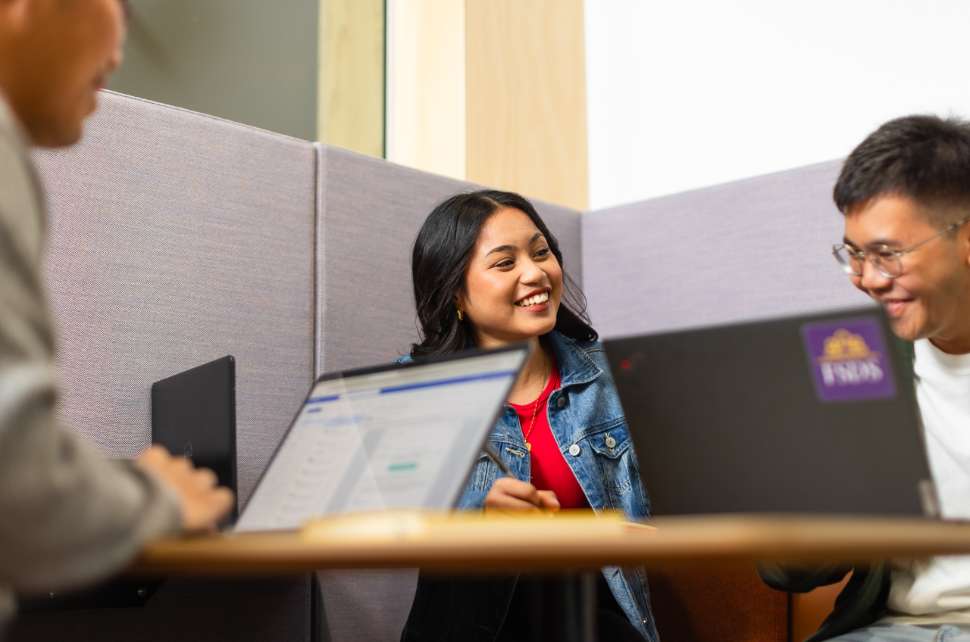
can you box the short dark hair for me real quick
[834,114,970,224]
[410,190,597,358]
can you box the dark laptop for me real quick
[152,355,238,518]
[604,307,937,517]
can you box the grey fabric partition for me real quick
[11,92,316,642]
[582,160,872,339]
[313,144,583,642]
[316,145,582,372]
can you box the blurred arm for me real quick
[0,128,181,593]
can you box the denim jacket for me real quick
[402,331,658,641]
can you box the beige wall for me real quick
[386,0,589,209]
[319,0,385,157]
[386,0,466,180]
[466,0,588,209]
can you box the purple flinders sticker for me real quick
[801,317,897,403]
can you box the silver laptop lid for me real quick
[236,345,529,532]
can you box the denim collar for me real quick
[544,331,602,388]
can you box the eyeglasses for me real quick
[832,218,969,279]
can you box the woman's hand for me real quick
[484,477,560,512]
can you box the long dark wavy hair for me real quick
[410,190,597,358]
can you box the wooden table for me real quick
[123,512,970,642]
[131,511,970,576]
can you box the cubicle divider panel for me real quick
[316,145,582,373]
[314,145,583,642]
[582,160,869,339]
[315,145,472,373]
[37,91,316,503]
[13,91,316,642]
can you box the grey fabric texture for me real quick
[15,91,315,641]
[316,145,582,373]
[314,145,583,642]
[36,91,315,504]
[582,160,873,339]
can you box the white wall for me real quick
[585,0,970,210]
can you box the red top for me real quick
[509,366,588,509]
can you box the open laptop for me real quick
[604,306,937,517]
[233,344,529,532]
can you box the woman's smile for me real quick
[514,288,551,311]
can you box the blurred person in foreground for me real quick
[762,115,970,641]
[0,0,233,635]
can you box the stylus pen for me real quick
[482,443,513,477]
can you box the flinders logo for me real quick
[818,328,885,386]
[802,317,895,402]
[817,329,884,386]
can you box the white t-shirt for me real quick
[886,338,970,621]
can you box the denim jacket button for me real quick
[605,435,617,449]
[568,444,581,456]
[556,395,566,408]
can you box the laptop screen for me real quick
[235,346,528,532]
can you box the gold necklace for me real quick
[523,396,541,451]
[521,371,550,451]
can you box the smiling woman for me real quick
[401,190,657,642]
[410,190,594,358]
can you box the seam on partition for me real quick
[575,207,585,289]
[313,142,326,378]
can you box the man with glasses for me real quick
[0,0,233,635]
[762,115,970,641]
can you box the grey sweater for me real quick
[0,95,181,634]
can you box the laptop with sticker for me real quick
[604,307,936,517]
[234,344,530,532]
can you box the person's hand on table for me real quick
[485,477,560,513]
[136,445,235,532]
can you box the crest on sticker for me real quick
[802,317,897,402]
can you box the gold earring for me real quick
[457,309,464,322]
